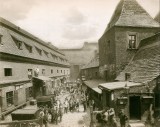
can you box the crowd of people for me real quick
[37,82,88,127]
[95,108,128,127]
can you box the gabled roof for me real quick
[155,12,160,23]
[0,17,69,66]
[104,0,160,33]
[81,55,99,69]
[116,33,160,83]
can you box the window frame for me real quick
[6,91,14,107]
[4,68,12,76]
[128,34,137,49]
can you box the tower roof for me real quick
[104,0,160,32]
[155,12,160,23]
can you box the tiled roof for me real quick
[155,12,160,23]
[0,17,69,66]
[116,33,160,83]
[104,0,160,33]
[84,79,106,94]
[81,55,99,69]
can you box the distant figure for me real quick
[118,109,128,127]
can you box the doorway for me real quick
[129,96,141,120]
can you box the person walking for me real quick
[58,104,63,122]
[54,106,59,125]
[64,98,69,113]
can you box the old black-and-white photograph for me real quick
[0,0,160,127]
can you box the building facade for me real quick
[0,17,70,117]
[98,0,160,82]
[60,42,98,81]
[99,32,160,122]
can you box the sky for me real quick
[0,0,159,49]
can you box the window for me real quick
[17,41,23,50]
[6,91,14,106]
[128,35,136,49]
[42,69,45,75]
[35,47,42,55]
[28,69,32,79]
[57,70,59,73]
[43,50,49,57]
[51,69,53,74]
[0,34,3,45]
[25,44,32,53]
[4,68,12,76]
[11,36,23,50]
[29,87,33,97]
[64,70,65,74]
[61,70,62,73]
[125,73,131,81]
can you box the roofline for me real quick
[0,52,70,68]
[0,17,64,56]
[98,82,144,91]
[81,66,99,70]
[139,32,160,48]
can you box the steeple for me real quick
[104,0,160,32]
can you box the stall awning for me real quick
[99,81,142,91]
[92,87,102,94]
[84,79,106,94]
[33,76,52,81]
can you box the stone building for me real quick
[81,54,100,80]
[0,17,70,117]
[80,54,105,109]
[99,32,160,122]
[60,42,98,81]
[98,0,160,82]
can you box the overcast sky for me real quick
[0,0,159,49]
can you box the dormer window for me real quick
[0,34,3,45]
[17,41,23,50]
[125,73,131,81]
[35,47,42,56]
[128,35,136,49]
[25,44,32,53]
[44,50,49,57]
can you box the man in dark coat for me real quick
[118,110,128,127]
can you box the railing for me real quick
[0,119,40,127]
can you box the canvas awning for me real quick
[84,79,106,94]
[33,76,52,81]
[99,81,142,91]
